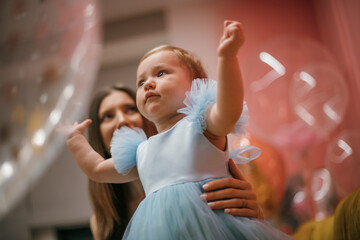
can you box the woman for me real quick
[86,85,263,239]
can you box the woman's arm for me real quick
[201,159,264,219]
[66,119,138,183]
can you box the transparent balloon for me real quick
[0,0,101,219]
[311,168,333,220]
[326,130,360,199]
[242,35,337,150]
[285,168,333,227]
[290,63,349,137]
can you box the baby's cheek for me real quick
[137,105,146,117]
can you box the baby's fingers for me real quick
[76,119,92,133]
[218,20,244,56]
[66,119,92,139]
[227,22,244,43]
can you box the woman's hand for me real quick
[201,159,264,219]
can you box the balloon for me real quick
[229,134,287,218]
[242,35,337,150]
[0,0,101,219]
[283,168,333,227]
[326,130,360,199]
[311,168,333,220]
[290,63,349,137]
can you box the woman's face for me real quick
[98,90,143,152]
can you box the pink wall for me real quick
[166,0,360,225]
[314,0,360,130]
[168,0,321,76]
[167,0,326,175]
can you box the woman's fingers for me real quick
[206,198,263,218]
[224,208,259,218]
[226,207,264,220]
[228,158,245,180]
[207,198,258,211]
[207,198,260,218]
[203,177,252,192]
[202,187,256,202]
[203,159,264,219]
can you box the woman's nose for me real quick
[116,112,131,129]
[144,78,156,91]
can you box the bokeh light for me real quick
[290,63,349,138]
[326,130,360,199]
[0,0,101,219]
[242,35,338,151]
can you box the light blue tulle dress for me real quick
[110,79,293,240]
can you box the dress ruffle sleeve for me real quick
[110,127,147,175]
[178,78,261,164]
[178,79,217,133]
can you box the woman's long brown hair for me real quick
[87,85,155,239]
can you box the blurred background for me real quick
[0,0,359,239]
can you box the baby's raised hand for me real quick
[59,119,92,140]
[218,20,245,57]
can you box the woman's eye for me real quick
[126,107,138,114]
[101,113,113,122]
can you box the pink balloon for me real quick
[290,63,349,137]
[326,130,360,199]
[242,35,336,150]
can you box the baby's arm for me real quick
[66,119,138,183]
[207,20,245,137]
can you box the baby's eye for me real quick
[157,71,166,77]
[137,80,145,87]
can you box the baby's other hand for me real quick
[218,20,245,57]
[58,119,92,140]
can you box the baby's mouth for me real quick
[145,93,160,102]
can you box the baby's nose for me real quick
[144,78,156,90]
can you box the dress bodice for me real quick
[110,79,261,197]
[110,79,292,240]
[137,118,230,196]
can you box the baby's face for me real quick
[136,50,192,123]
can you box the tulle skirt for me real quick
[123,179,293,240]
